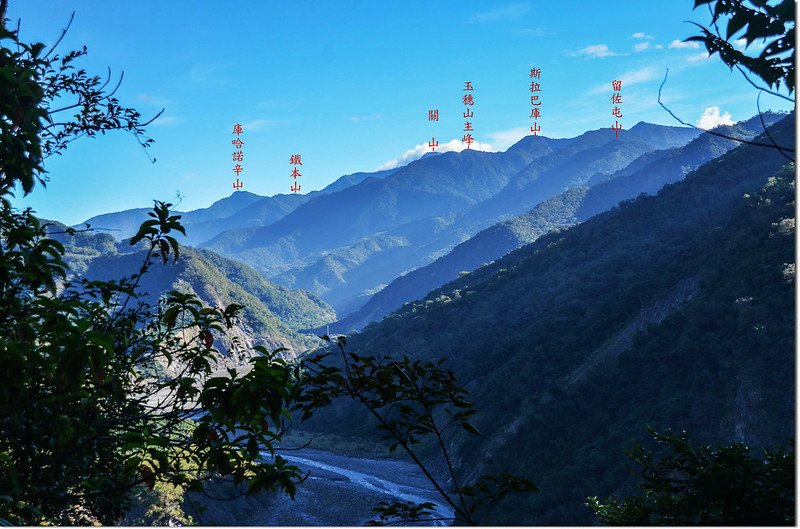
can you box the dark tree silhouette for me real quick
[658,0,794,160]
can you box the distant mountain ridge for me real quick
[77,167,398,246]
[202,122,701,315]
[326,113,782,332]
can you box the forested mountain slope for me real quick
[329,115,781,332]
[48,223,335,360]
[303,114,795,524]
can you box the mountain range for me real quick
[78,168,398,246]
[299,113,795,524]
[327,113,783,332]
[49,221,336,360]
[65,112,796,524]
[82,121,711,320]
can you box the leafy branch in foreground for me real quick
[0,12,163,198]
[296,336,537,525]
[689,0,794,96]
[587,428,794,526]
[0,13,306,524]
[657,0,794,160]
[0,199,308,524]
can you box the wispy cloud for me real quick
[151,114,182,127]
[486,127,529,150]
[136,94,170,107]
[571,44,619,58]
[687,52,712,62]
[242,119,276,131]
[696,106,734,129]
[470,3,530,22]
[349,112,383,123]
[378,138,494,170]
[587,65,660,95]
[669,39,700,49]
[634,42,651,52]
[632,32,654,40]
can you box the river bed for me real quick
[186,448,454,526]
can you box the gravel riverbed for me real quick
[186,448,453,526]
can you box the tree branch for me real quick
[657,68,794,153]
[756,91,794,162]
[42,11,75,60]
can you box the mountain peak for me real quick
[230,190,260,198]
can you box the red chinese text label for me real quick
[232,124,244,189]
[290,153,302,193]
[611,80,623,138]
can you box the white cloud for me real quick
[136,94,169,106]
[377,138,494,170]
[470,3,530,22]
[378,126,540,170]
[587,65,660,95]
[696,106,734,129]
[571,44,618,58]
[733,38,767,52]
[669,39,701,49]
[634,42,651,52]
[350,112,383,123]
[151,115,182,127]
[242,118,274,131]
[687,52,712,62]
[632,32,654,40]
[486,127,530,150]
[655,44,664,49]
[188,62,228,87]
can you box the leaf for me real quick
[462,422,481,435]
[85,331,114,353]
[200,329,213,349]
[159,239,170,264]
[726,10,749,39]
[139,464,156,490]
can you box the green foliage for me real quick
[588,429,794,525]
[688,0,794,92]
[197,247,336,332]
[0,17,158,196]
[366,500,438,526]
[122,481,194,526]
[0,18,307,525]
[65,241,335,357]
[0,200,308,524]
[0,26,46,195]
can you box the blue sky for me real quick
[8,1,794,224]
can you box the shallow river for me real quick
[187,447,454,526]
[279,450,455,525]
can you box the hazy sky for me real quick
[8,1,794,224]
